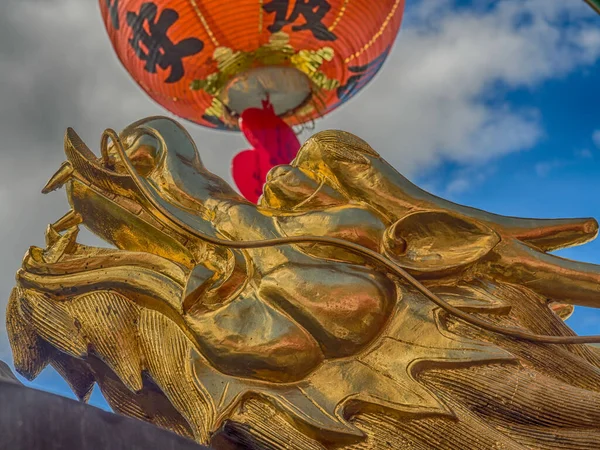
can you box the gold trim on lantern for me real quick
[344,0,402,63]
[188,0,220,46]
[258,0,264,33]
[329,0,350,31]
[190,32,339,123]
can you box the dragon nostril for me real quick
[387,232,408,255]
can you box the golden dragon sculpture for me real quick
[7,116,600,449]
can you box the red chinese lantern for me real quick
[99,0,405,201]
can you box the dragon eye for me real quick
[108,132,162,177]
[125,134,161,177]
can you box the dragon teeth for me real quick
[42,162,74,194]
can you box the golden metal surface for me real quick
[7,117,600,449]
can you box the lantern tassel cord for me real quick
[233,97,302,202]
[105,128,600,345]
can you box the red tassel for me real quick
[232,99,301,203]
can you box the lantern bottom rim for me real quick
[220,66,312,118]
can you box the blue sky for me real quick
[1,0,599,412]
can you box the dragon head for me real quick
[7,117,600,448]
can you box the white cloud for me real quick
[593,130,600,148]
[445,177,471,195]
[444,165,497,197]
[1,0,600,357]
[535,159,564,177]
[576,148,593,159]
